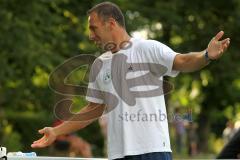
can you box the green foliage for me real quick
[1,119,23,151]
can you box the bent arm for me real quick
[172,31,230,73]
[173,50,209,72]
[53,102,105,136]
[31,102,105,148]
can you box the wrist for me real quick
[204,50,212,62]
[52,127,61,136]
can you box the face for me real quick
[88,12,112,49]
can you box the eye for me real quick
[90,26,97,32]
[93,27,98,31]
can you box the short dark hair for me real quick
[87,2,125,28]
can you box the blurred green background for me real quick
[0,0,240,159]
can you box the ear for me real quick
[108,17,117,30]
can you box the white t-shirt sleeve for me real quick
[86,83,104,104]
[85,58,104,104]
[149,40,180,77]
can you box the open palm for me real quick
[207,31,230,60]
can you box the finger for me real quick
[223,39,230,49]
[31,141,45,148]
[39,127,49,134]
[214,31,224,41]
[220,38,230,45]
[223,42,230,51]
[33,136,46,144]
[38,128,45,134]
[33,138,43,144]
[31,142,48,148]
[32,139,47,146]
[31,143,39,148]
[224,42,229,48]
[31,137,49,148]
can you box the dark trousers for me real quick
[114,152,172,160]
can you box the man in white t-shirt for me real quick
[31,2,230,160]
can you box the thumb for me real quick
[214,31,224,41]
[38,127,48,134]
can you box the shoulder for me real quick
[90,51,112,74]
[89,55,106,82]
[133,38,169,52]
[91,51,112,64]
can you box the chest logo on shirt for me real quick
[103,69,111,84]
[128,65,133,71]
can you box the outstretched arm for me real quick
[31,102,105,148]
[173,31,230,72]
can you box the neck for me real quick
[110,29,131,53]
